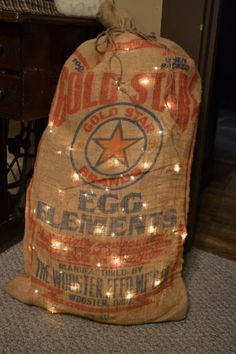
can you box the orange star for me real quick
[94,121,142,167]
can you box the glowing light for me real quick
[143,202,148,209]
[113,257,121,265]
[154,279,161,287]
[111,233,116,237]
[154,66,159,70]
[148,225,156,234]
[159,130,163,135]
[181,232,188,241]
[72,172,80,182]
[94,225,104,235]
[124,47,129,52]
[105,188,109,192]
[126,291,133,300]
[52,241,61,249]
[139,77,150,86]
[57,150,62,155]
[124,255,129,260]
[122,208,125,212]
[58,189,64,195]
[106,290,112,298]
[48,307,57,314]
[34,289,39,294]
[97,263,101,268]
[59,271,63,274]
[63,246,68,252]
[44,205,50,211]
[49,129,53,134]
[48,122,54,127]
[165,101,172,110]
[131,176,135,181]
[33,209,36,214]
[46,220,51,225]
[70,283,80,292]
[139,216,143,220]
[113,158,120,166]
[174,164,181,173]
[32,246,35,250]
[143,162,151,169]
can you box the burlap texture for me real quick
[97,0,135,30]
[5,31,201,325]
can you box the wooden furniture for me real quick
[0,11,103,228]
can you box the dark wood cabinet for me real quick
[0,11,103,227]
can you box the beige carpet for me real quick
[0,243,235,354]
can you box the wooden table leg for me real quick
[0,117,8,224]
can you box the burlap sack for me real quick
[5,23,201,325]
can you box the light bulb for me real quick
[70,283,80,292]
[97,263,101,268]
[34,289,39,294]
[113,158,120,166]
[94,226,104,235]
[126,291,133,300]
[72,172,80,181]
[113,257,121,265]
[52,241,61,249]
[48,306,57,314]
[148,225,156,234]
[165,101,172,110]
[154,279,161,287]
[143,162,151,169]
[139,77,150,86]
[174,164,181,173]
[181,232,188,241]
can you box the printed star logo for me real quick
[93,121,142,167]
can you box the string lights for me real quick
[3,10,202,327]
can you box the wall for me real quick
[116,0,163,36]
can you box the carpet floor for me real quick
[0,243,235,354]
